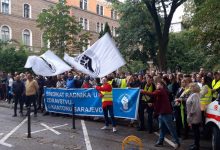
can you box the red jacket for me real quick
[142,88,172,115]
[96,83,113,108]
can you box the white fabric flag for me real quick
[24,50,72,76]
[64,33,126,78]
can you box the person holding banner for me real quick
[96,77,117,132]
[141,81,180,149]
[138,75,155,133]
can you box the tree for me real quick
[142,0,187,71]
[192,0,220,69]
[0,41,28,73]
[167,29,204,73]
[113,0,157,72]
[37,0,91,57]
[182,0,196,29]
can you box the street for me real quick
[0,105,212,150]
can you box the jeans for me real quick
[158,114,180,144]
[103,105,116,127]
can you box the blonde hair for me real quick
[189,83,200,93]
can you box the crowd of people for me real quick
[0,67,219,150]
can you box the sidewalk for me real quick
[0,100,13,109]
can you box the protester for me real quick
[56,75,66,88]
[138,75,155,133]
[81,76,92,88]
[186,83,202,150]
[211,72,220,101]
[200,76,212,129]
[25,73,39,117]
[12,75,25,117]
[96,77,117,132]
[37,75,45,111]
[141,81,180,149]
[175,75,192,139]
[66,72,75,89]
[174,79,186,137]
[7,73,14,103]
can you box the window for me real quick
[100,6,103,16]
[82,39,90,51]
[1,25,11,42]
[96,22,100,33]
[80,18,89,30]
[24,4,31,18]
[80,17,83,26]
[96,4,103,16]
[111,9,113,19]
[84,19,88,30]
[96,4,99,15]
[112,26,116,37]
[1,0,10,14]
[22,29,32,46]
[111,9,117,19]
[41,33,50,48]
[80,0,87,10]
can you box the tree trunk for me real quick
[158,39,168,72]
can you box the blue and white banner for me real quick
[44,88,140,119]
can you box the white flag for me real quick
[24,50,71,76]
[64,33,126,78]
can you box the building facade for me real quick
[170,22,184,33]
[0,0,54,52]
[0,0,119,53]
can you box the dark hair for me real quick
[203,75,212,88]
[214,72,219,76]
[162,76,170,85]
[158,81,166,87]
[146,74,153,79]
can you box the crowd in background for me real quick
[0,67,219,150]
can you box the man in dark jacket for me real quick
[12,75,25,117]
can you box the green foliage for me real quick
[113,0,156,72]
[0,41,28,73]
[120,60,146,74]
[167,29,204,73]
[192,0,220,56]
[182,0,196,29]
[37,0,91,57]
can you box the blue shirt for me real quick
[66,78,75,89]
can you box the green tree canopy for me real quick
[0,41,28,73]
[37,0,91,57]
[113,0,156,72]
[192,0,220,59]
